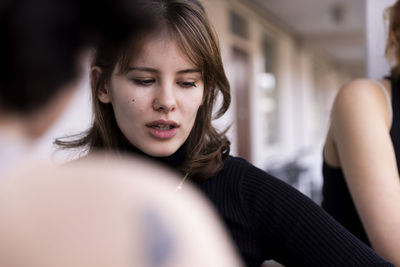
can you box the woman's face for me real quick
[97,35,204,157]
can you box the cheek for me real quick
[185,94,203,121]
[112,89,147,116]
[195,90,205,110]
[113,96,142,121]
[127,93,151,115]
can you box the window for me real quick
[258,37,279,145]
[230,11,249,39]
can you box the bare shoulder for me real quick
[0,155,242,267]
[335,78,387,103]
[332,78,391,126]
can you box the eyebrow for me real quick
[128,67,201,74]
[177,69,201,74]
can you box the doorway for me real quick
[231,47,251,161]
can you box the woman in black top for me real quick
[58,0,393,266]
[322,1,400,265]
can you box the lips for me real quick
[146,120,179,139]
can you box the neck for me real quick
[0,116,38,176]
[0,106,56,140]
[0,114,34,141]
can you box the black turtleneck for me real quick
[127,146,393,267]
[125,142,186,170]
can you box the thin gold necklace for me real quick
[175,172,189,192]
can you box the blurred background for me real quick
[36,0,395,204]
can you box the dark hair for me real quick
[386,0,400,73]
[0,0,150,115]
[58,0,231,180]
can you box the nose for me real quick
[152,85,176,113]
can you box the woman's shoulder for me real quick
[222,156,263,174]
[331,78,392,126]
[223,155,248,166]
[221,155,284,185]
[335,78,389,102]
[216,156,249,182]
[223,157,328,218]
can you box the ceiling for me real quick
[248,0,366,77]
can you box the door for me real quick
[231,47,251,161]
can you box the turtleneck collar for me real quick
[125,142,186,170]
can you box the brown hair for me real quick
[385,0,400,73]
[56,0,231,180]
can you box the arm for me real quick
[330,79,400,265]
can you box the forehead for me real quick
[129,32,198,69]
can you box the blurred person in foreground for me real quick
[57,0,394,266]
[322,1,400,265]
[0,0,242,266]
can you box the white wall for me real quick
[34,70,92,163]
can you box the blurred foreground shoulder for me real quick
[0,154,243,267]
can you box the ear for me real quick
[91,66,111,103]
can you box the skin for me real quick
[324,78,400,265]
[95,33,204,157]
[0,155,243,267]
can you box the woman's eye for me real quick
[178,81,197,88]
[133,79,155,86]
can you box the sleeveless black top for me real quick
[322,73,400,246]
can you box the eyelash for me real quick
[178,81,197,88]
[132,79,197,88]
[133,79,155,86]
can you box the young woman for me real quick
[59,0,394,266]
[322,1,400,265]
